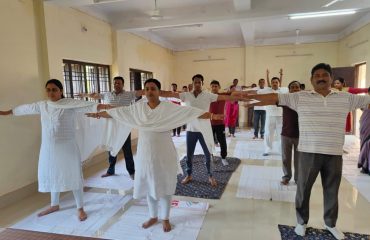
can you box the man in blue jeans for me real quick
[161,74,249,186]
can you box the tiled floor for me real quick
[1,129,370,239]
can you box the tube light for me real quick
[289,10,356,20]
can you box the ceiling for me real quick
[45,0,370,51]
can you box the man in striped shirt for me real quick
[246,63,370,240]
[78,76,142,179]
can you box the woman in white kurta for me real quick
[0,79,101,221]
[87,78,223,232]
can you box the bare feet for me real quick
[37,205,60,217]
[162,219,172,232]
[142,217,158,229]
[209,176,217,187]
[281,179,289,185]
[78,208,87,221]
[101,173,114,178]
[181,175,192,184]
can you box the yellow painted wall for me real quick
[115,31,175,91]
[114,32,175,139]
[0,0,43,197]
[174,48,245,91]
[245,43,339,89]
[44,3,113,81]
[338,24,370,86]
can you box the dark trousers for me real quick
[228,127,236,135]
[296,152,342,227]
[173,127,181,136]
[253,110,266,137]
[185,131,212,176]
[107,133,135,175]
[281,135,299,182]
[212,124,227,159]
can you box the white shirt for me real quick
[279,90,370,155]
[179,91,218,132]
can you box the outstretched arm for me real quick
[198,112,224,120]
[217,91,254,102]
[0,110,13,116]
[159,90,180,99]
[85,111,112,119]
[245,93,279,106]
[76,92,102,99]
[97,104,115,111]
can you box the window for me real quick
[63,60,111,100]
[129,68,153,91]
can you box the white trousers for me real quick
[51,188,84,209]
[264,116,282,153]
[146,194,172,220]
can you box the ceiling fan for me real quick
[322,0,345,8]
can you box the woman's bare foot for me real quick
[142,217,158,229]
[162,220,172,232]
[181,175,192,184]
[78,208,88,221]
[37,205,59,217]
[209,176,217,187]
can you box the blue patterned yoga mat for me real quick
[278,224,370,240]
[175,155,241,199]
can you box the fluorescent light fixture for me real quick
[149,24,203,31]
[322,0,342,8]
[289,9,356,19]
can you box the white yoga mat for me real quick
[84,161,134,191]
[342,135,370,202]
[236,165,296,202]
[233,140,282,161]
[102,200,209,240]
[12,192,132,237]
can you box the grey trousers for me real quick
[296,152,342,227]
[281,135,299,182]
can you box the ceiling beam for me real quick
[240,22,255,45]
[233,0,251,12]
